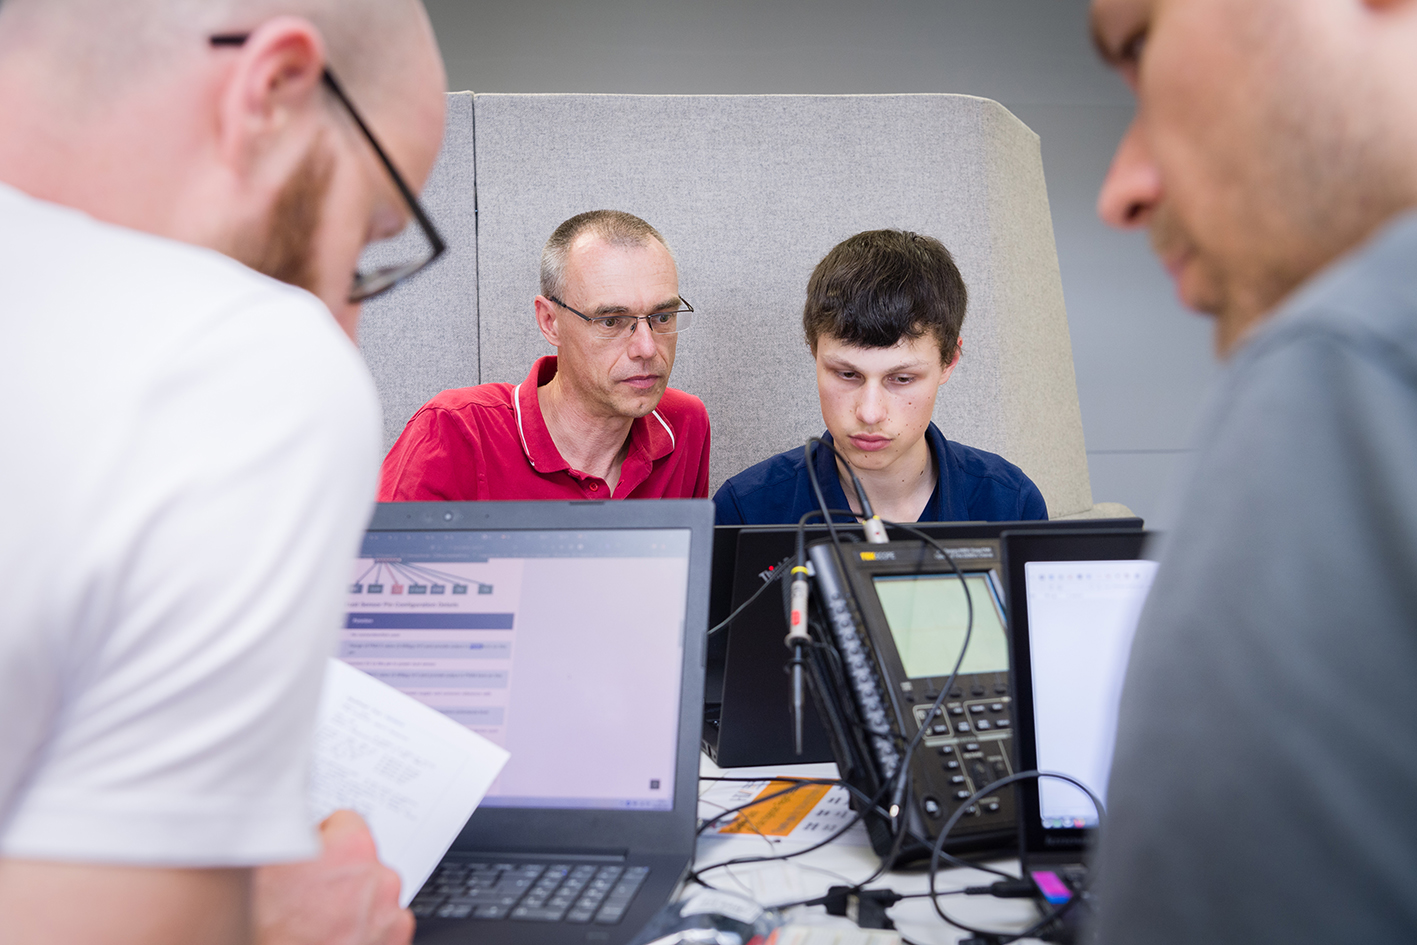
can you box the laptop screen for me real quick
[342,527,691,812]
[1023,558,1157,829]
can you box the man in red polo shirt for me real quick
[380,210,711,501]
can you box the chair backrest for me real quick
[360,92,1095,516]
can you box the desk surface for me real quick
[694,755,1048,945]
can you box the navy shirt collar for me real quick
[814,425,949,524]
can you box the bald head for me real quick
[0,0,443,114]
[0,0,446,338]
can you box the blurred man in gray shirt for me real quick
[1088,0,1417,941]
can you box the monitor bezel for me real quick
[1002,528,1152,860]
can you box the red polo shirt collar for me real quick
[512,356,678,493]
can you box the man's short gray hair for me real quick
[540,210,674,301]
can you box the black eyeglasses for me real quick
[209,34,446,302]
[547,295,696,341]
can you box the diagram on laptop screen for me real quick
[340,528,690,812]
[344,554,523,740]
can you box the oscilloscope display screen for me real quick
[872,572,1009,678]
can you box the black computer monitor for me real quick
[704,516,1143,768]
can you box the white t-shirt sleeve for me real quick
[0,284,380,867]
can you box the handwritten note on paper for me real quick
[311,658,511,905]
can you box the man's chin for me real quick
[611,384,669,419]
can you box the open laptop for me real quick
[704,518,1143,768]
[341,500,714,945]
[1002,529,1157,927]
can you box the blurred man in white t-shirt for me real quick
[0,1,447,943]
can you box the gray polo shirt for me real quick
[1095,212,1417,943]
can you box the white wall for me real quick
[421,0,1216,529]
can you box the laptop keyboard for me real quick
[411,861,650,924]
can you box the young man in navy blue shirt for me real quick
[713,229,1047,526]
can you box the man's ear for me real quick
[940,338,963,383]
[534,296,562,348]
[213,17,329,176]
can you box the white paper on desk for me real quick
[310,658,511,906]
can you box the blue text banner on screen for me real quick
[345,613,516,629]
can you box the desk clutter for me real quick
[626,888,902,945]
[698,778,868,848]
[693,519,1155,944]
[356,501,1151,944]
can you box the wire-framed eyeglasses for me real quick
[547,295,696,340]
[209,33,447,303]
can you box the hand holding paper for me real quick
[255,810,412,945]
[308,658,511,906]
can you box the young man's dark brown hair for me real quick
[713,227,1045,527]
[802,229,967,362]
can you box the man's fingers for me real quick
[375,864,404,909]
[382,906,416,945]
[322,810,410,944]
[318,809,380,863]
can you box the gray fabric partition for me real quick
[359,91,479,450]
[472,93,1094,516]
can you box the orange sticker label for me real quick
[719,780,834,837]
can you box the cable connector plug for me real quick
[822,886,901,930]
[962,879,1039,898]
[786,567,811,644]
[862,516,889,545]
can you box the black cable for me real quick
[706,507,859,640]
[803,439,847,550]
[926,770,1104,943]
[796,531,1017,885]
[801,508,864,524]
[691,779,872,881]
[823,437,877,520]
[708,554,792,638]
[795,442,983,880]
[690,774,929,886]
[704,491,1102,942]
[692,774,1013,902]
[799,439,902,851]
[795,519,1015,886]
[768,887,971,911]
[696,777,840,836]
[782,441,1012,892]
[857,517,975,879]
[694,756,990,891]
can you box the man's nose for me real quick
[1097,116,1162,230]
[856,382,888,426]
[625,318,661,359]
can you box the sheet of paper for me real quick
[311,658,510,905]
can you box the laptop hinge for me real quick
[452,850,628,863]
